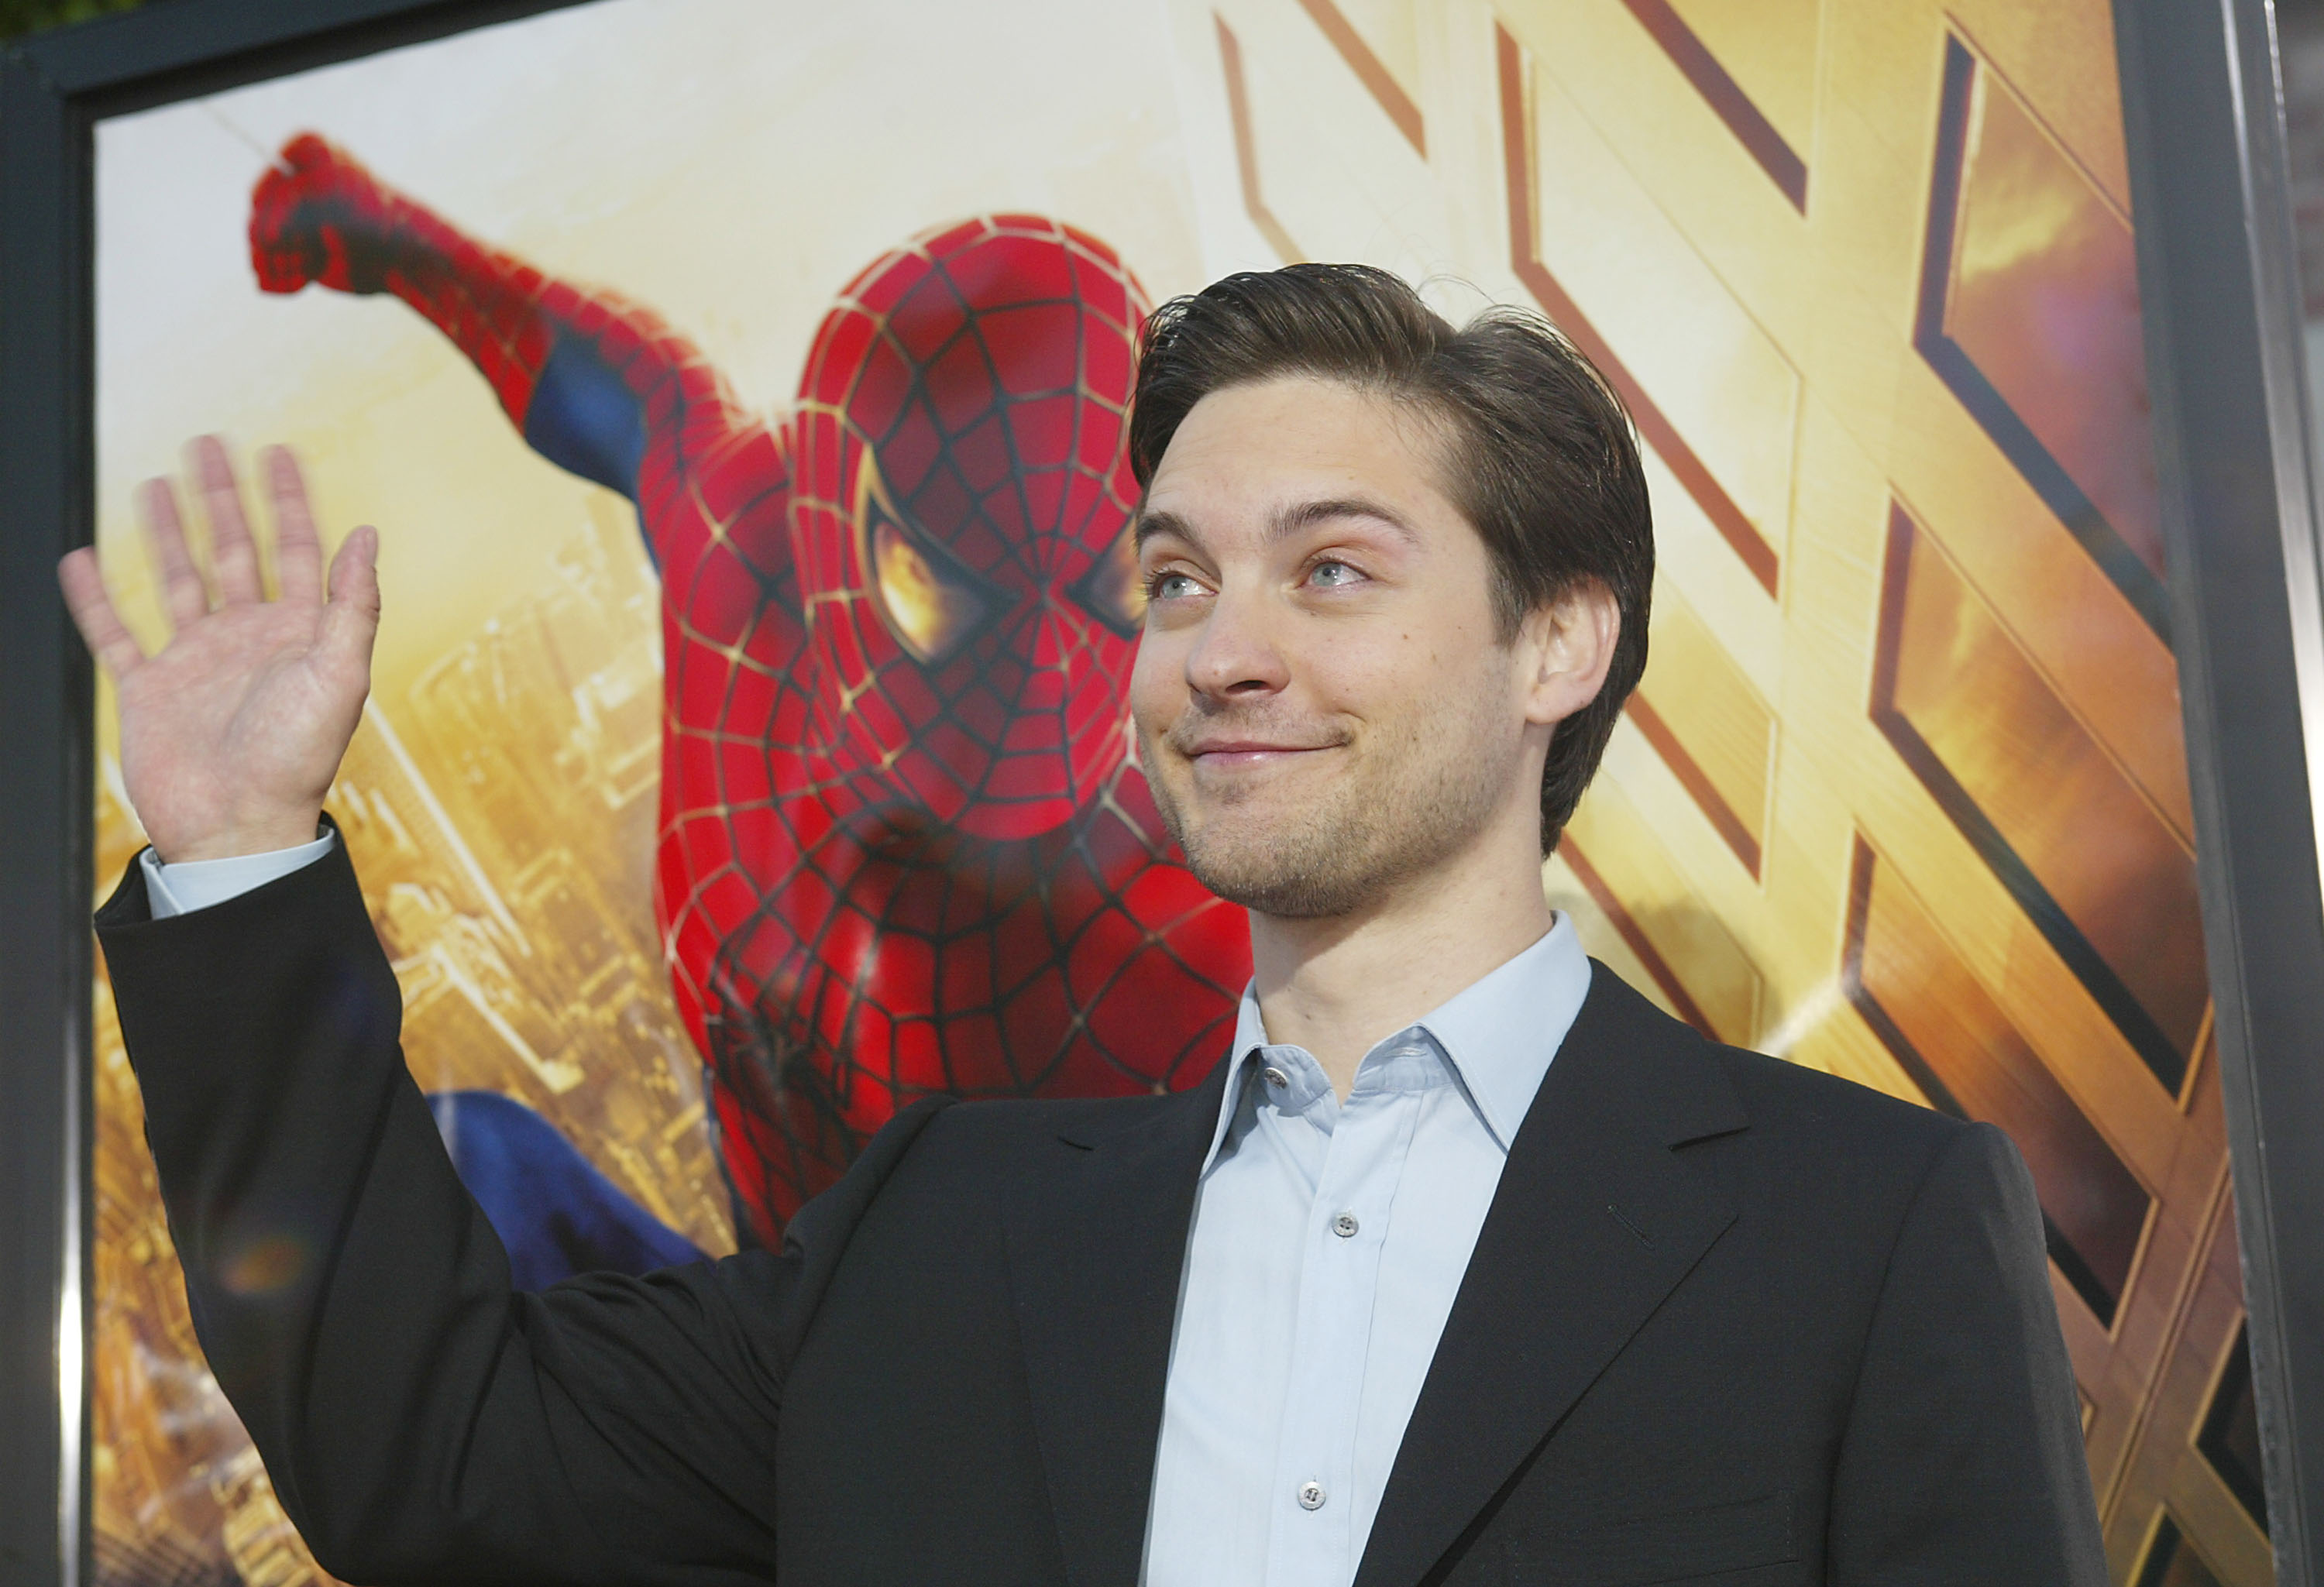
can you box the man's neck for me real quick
[1246,833,1557,1100]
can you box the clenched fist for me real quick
[59,438,379,864]
[249,133,399,296]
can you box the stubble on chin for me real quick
[1173,773,1385,919]
[1142,711,1517,922]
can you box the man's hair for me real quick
[1127,263,1654,854]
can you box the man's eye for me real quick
[1308,560,1361,587]
[1147,572,1202,602]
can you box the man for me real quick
[69,265,2106,1585]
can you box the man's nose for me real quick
[1184,584,1290,699]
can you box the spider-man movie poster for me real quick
[90,0,2270,1582]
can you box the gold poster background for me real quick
[88,0,2267,1582]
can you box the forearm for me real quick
[101,833,556,1575]
[363,196,675,451]
[345,191,772,529]
[95,833,810,1582]
[254,137,782,554]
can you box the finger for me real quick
[318,524,382,683]
[137,476,211,634]
[57,548,149,682]
[188,435,264,605]
[263,446,324,604]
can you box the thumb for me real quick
[318,524,381,682]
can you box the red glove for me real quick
[249,133,399,296]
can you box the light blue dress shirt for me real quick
[139,832,336,919]
[142,838,1596,1584]
[1142,918,1593,1587]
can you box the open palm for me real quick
[60,438,380,864]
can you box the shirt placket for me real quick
[1263,1062,1422,1587]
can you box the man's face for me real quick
[1130,375,1543,919]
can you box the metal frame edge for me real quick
[0,33,95,1587]
[2117,0,2324,1578]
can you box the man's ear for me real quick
[1521,578,1621,728]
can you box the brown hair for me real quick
[1128,263,1653,852]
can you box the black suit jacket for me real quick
[96,836,2106,1585]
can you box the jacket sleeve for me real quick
[95,830,950,1585]
[1824,1119,2108,1585]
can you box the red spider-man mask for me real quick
[788,217,1150,841]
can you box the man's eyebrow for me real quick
[1267,496,1422,548]
[1133,509,1197,549]
[1133,496,1422,551]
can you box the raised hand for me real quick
[249,133,398,295]
[59,438,380,864]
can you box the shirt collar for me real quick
[1202,912,1593,1170]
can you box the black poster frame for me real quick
[1,0,2320,1583]
[2116,0,2324,1579]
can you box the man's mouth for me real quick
[1184,739,1337,772]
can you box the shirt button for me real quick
[1298,1479,1328,1510]
[1332,1211,1360,1238]
[1263,1066,1290,1089]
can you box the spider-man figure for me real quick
[251,134,1250,1249]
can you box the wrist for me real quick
[152,812,324,866]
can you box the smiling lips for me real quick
[1184,740,1338,771]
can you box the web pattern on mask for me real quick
[665,222,1253,1245]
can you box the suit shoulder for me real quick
[1660,1044,2016,1278]
[1705,1041,1968,1171]
[1583,960,1951,1156]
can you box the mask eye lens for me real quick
[1071,527,1146,639]
[869,510,992,666]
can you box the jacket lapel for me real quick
[1353,964,1750,1587]
[1004,1059,1231,1587]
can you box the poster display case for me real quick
[3,0,2320,1582]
